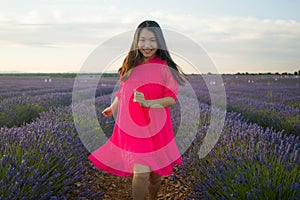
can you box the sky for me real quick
[0,0,299,74]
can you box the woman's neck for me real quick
[142,55,157,63]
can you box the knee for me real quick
[133,164,150,182]
[134,172,150,181]
[149,173,161,185]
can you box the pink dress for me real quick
[88,56,182,177]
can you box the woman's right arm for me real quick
[102,97,119,117]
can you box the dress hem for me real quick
[88,154,182,177]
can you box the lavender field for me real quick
[0,74,299,199]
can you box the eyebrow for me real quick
[140,37,156,39]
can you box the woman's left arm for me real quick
[133,90,175,108]
[145,97,175,108]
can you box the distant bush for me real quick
[0,94,72,128]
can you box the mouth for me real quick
[142,49,153,54]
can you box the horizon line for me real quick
[0,71,299,75]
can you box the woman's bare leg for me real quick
[148,172,161,200]
[132,164,150,200]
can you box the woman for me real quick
[89,20,185,199]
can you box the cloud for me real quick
[0,6,299,73]
[141,13,300,72]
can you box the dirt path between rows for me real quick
[92,169,192,199]
[69,164,195,199]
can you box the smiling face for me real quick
[138,28,158,61]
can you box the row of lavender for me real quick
[0,76,75,100]
[0,94,115,199]
[181,75,299,198]
[1,75,299,134]
[0,75,299,199]
[188,75,300,135]
[1,93,298,198]
[0,76,115,198]
[178,108,299,199]
[0,76,117,100]
[0,107,99,199]
[0,92,123,199]
[0,76,115,127]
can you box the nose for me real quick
[144,40,151,48]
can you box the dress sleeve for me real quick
[162,66,178,101]
[115,78,124,99]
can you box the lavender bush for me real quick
[177,105,299,199]
[0,106,103,199]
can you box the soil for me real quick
[92,168,192,199]
[68,164,194,199]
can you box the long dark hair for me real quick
[118,20,185,85]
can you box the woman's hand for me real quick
[133,89,149,107]
[102,106,114,117]
[102,97,119,117]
